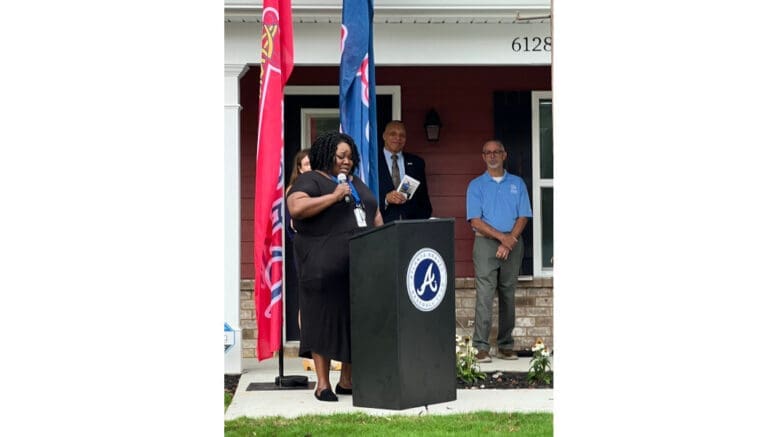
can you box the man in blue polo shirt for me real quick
[466,140,532,363]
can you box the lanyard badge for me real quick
[332,175,367,227]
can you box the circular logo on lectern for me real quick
[406,248,447,312]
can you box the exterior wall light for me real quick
[424,108,442,142]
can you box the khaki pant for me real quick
[472,235,524,353]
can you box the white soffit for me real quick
[224,1,552,65]
[225,0,551,24]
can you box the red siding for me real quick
[240,67,260,278]
[240,66,551,279]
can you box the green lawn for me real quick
[225,412,553,436]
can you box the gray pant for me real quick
[472,235,524,353]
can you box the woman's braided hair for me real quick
[308,131,360,175]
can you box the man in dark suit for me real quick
[378,120,433,223]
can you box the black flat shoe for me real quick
[335,384,352,395]
[314,388,338,402]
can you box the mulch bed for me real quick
[225,371,552,398]
[457,371,553,389]
[225,374,240,396]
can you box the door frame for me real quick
[281,85,402,343]
[286,85,402,120]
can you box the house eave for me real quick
[225,1,551,24]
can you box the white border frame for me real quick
[300,108,340,149]
[285,85,402,120]
[531,91,553,278]
[281,85,402,345]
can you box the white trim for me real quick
[280,84,402,341]
[224,65,249,374]
[225,21,550,66]
[531,91,552,278]
[285,85,340,95]
[225,0,550,23]
[297,23,550,66]
[285,85,402,120]
[300,108,339,149]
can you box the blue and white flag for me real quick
[339,0,378,197]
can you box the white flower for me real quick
[541,350,550,357]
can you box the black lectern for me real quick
[349,218,456,410]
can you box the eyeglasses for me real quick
[482,150,504,157]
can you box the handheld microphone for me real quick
[337,173,351,204]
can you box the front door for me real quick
[282,93,394,341]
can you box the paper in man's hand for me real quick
[397,174,421,199]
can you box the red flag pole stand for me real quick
[247,344,311,391]
[274,345,309,388]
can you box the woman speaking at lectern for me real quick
[286,131,382,402]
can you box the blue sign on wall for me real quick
[224,323,236,353]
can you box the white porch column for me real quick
[224,63,249,374]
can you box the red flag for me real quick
[254,0,294,361]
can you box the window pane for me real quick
[539,99,553,179]
[541,187,553,268]
[310,116,340,145]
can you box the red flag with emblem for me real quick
[254,0,294,361]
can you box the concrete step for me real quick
[281,341,300,357]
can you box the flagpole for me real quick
[252,0,308,391]
[278,345,285,378]
[275,142,288,386]
[273,316,308,388]
[275,147,308,388]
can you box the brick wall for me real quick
[453,277,553,353]
[240,277,553,359]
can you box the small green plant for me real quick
[456,335,486,384]
[224,391,233,411]
[527,338,552,385]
